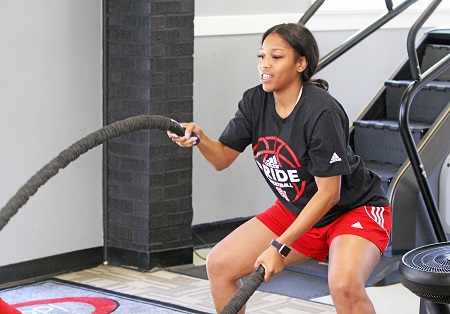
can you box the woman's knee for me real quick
[206,245,231,277]
[206,242,254,283]
[329,276,365,301]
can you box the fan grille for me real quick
[403,246,450,273]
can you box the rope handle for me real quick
[167,119,200,144]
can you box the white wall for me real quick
[0,0,102,266]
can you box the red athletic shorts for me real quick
[256,200,392,262]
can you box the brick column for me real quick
[103,0,194,270]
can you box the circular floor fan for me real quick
[399,241,450,312]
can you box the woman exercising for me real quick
[168,23,391,314]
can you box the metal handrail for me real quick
[407,0,444,80]
[303,0,418,72]
[299,0,398,25]
[299,0,325,25]
[385,0,394,12]
[399,0,449,242]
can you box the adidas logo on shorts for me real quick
[351,222,363,229]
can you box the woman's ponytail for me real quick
[310,78,329,91]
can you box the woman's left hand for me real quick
[254,245,285,282]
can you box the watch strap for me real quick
[270,239,291,257]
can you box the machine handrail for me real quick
[385,0,394,12]
[407,0,444,81]
[298,0,325,25]
[299,0,418,72]
[399,0,449,243]
[299,0,398,25]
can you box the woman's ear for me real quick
[297,56,308,73]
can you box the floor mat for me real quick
[0,278,208,313]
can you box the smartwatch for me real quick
[270,239,291,257]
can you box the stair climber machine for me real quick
[340,0,450,312]
[352,21,450,257]
[380,1,450,313]
[302,0,450,293]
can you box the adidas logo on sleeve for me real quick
[329,152,342,164]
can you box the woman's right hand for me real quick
[168,122,240,171]
[167,122,201,148]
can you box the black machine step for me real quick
[364,161,401,193]
[353,119,430,165]
[421,43,450,81]
[385,80,450,123]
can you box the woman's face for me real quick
[258,33,306,94]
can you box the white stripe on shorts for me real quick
[365,206,385,229]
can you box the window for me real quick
[318,0,450,11]
[194,0,450,37]
[319,0,394,11]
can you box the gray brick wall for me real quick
[104,0,194,270]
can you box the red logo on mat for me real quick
[13,297,118,313]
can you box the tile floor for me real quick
[57,265,336,313]
[55,248,421,313]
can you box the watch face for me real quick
[280,245,291,257]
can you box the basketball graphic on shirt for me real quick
[253,136,306,202]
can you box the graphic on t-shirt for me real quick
[253,136,306,202]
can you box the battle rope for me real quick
[220,265,266,314]
[0,113,263,312]
[0,115,191,231]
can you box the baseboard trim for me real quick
[192,216,253,248]
[0,247,103,286]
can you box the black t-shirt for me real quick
[219,83,389,227]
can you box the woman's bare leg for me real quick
[206,217,308,313]
[328,234,381,314]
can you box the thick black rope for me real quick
[0,114,188,231]
[0,113,262,311]
[220,265,265,314]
